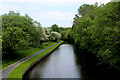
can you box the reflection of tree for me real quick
[73,44,120,79]
[73,44,101,79]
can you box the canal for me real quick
[23,44,120,79]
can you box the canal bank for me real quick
[7,41,63,78]
[23,43,120,79]
[23,44,81,78]
[22,41,63,78]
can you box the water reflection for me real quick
[73,44,120,80]
[24,44,81,78]
[23,44,120,79]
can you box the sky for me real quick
[0,0,111,27]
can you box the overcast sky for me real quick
[0,0,111,27]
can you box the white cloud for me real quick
[32,11,74,27]
[1,0,111,5]
[0,3,2,13]
[0,2,74,27]
[0,4,24,15]
[0,0,111,27]
[38,11,74,21]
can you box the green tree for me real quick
[1,11,44,58]
[51,24,59,32]
[71,2,120,67]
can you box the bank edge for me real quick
[7,41,63,79]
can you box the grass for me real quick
[1,41,56,70]
[7,41,63,78]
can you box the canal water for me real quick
[23,44,120,79]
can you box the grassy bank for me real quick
[7,41,63,78]
[2,42,56,70]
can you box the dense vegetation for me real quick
[51,24,60,32]
[2,11,43,58]
[1,11,61,60]
[64,2,120,67]
[1,2,119,70]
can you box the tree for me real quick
[1,11,44,58]
[71,2,120,67]
[50,32,61,42]
[51,24,59,32]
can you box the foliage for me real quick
[59,27,72,41]
[7,41,63,78]
[64,28,72,40]
[51,24,60,32]
[42,27,61,42]
[1,11,44,58]
[71,2,120,66]
[42,28,51,41]
[50,32,61,41]
[0,16,2,50]
[2,42,56,69]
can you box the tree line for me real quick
[1,11,61,59]
[63,2,120,67]
[1,2,120,68]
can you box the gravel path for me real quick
[0,42,59,79]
